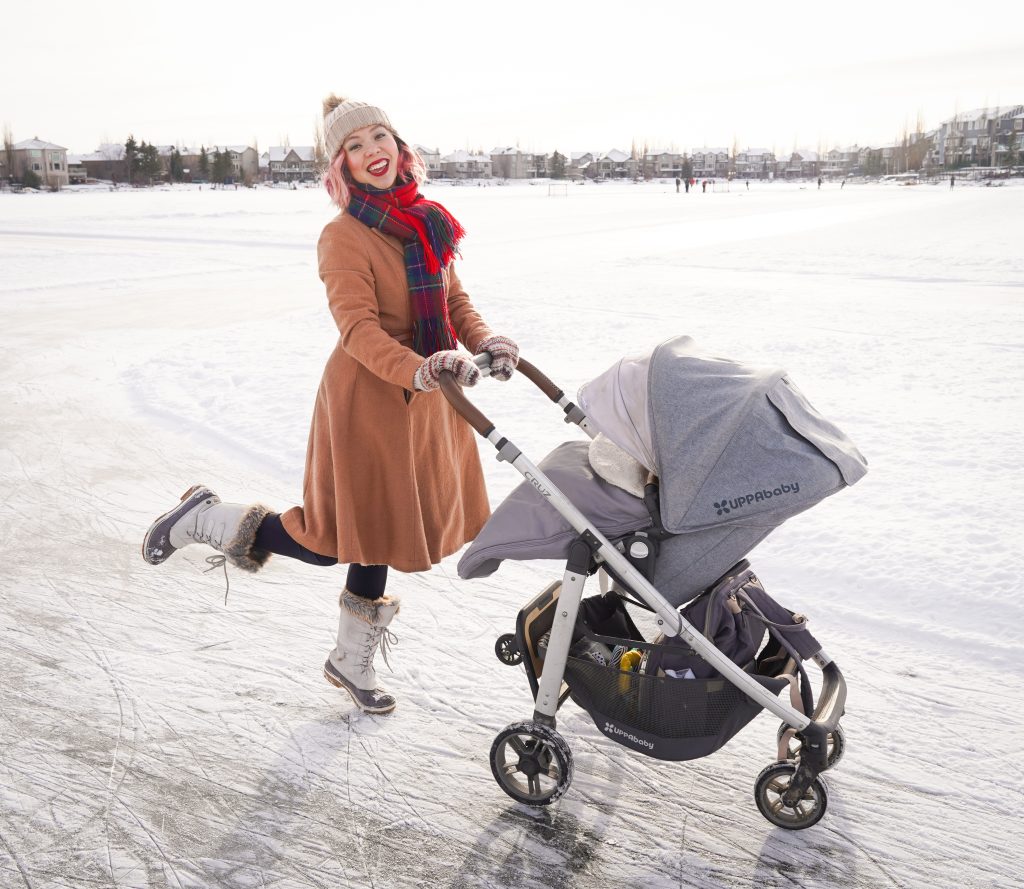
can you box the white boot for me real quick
[142,485,271,572]
[324,588,401,714]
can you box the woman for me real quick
[143,95,518,714]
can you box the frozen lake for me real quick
[1,179,1022,888]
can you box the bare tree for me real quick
[313,117,327,170]
[3,122,14,185]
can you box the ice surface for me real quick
[1,179,1022,888]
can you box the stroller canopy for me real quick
[577,336,867,534]
[458,336,867,602]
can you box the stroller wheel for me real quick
[776,723,846,770]
[494,633,523,666]
[490,721,573,806]
[753,762,828,830]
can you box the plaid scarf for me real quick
[346,180,466,357]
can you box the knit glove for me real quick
[412,350,481,391]
[475,334,519,382]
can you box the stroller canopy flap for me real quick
[576,352,656,470]
[583,336,868,534]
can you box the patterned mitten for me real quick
[413,350,481,391]
[475,335,520,382]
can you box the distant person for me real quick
[950,174,955,190]
[143,93,519,714]
[675,176,681,193]
[841,179,846,189]
[745,180,749,190]
[817,176,823,190]
[701,180,707,193]
[684,178,690,193]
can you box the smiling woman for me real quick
[142,92,521,717]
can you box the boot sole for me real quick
[323,666,396,714]
[141,484,213,565]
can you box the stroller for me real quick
[444,336,867,830]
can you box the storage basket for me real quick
[564,632,789,761]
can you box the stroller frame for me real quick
[443,356,847,825]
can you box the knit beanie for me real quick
[324,97,394,161]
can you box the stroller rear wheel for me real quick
[753,761,828,829]
[494,633,523,666]
[776,723,846,770]
[490,721,573,806]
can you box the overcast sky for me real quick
[4,1,1022,155]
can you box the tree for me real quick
[137,141,161,183]
[124,134,138,185]
[1007,130,1020,169]
[550,150,566,180]
[169,148,185,182]
[681,154,693,179]
[3,122,13,186]
[198,146,209,179]
[313,117,327,170]
[22,167,42,189]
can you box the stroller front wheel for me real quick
[753,761,828,830]
[490,721,573,806]
[494,633,523,666]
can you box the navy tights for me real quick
[254,513,387,599]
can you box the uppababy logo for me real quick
[603,721,655,751]
[715,482,801,516]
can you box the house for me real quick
[597,148,634,179]
[489,147,531,179]
[414,144,442,179]
[691,148,730,178]
[734,148,775,179]
[66,154,88,184]
[268,146,317,182]
[12,138,69,188]
[529,153,550,178]
[641,149,683,180]
[80,143,128,183]
[440,150,492,180]
[777,149,818,178]
[930,106,1024,168]
[568,152,599,179]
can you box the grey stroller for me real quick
[444,336,867,830]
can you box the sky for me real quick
[3,1,1022,156]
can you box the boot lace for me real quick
[360,625,398,673]
[203,555,230,604]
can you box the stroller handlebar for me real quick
[439,355,574,439]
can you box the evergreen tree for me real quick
[170,148,184,182]
[137,141,161,183]
[198,146,209,179]
[550,151,566,180]
[682,154,693,179]
[124,134,138,185]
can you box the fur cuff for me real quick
[224,504,273,573]
[340,587,402,624]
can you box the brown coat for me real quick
[281,213,493,572]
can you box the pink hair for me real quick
[323,135,427,208]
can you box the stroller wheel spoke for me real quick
[528,774,541,797]
[508,735,528,756]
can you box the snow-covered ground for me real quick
[1,179,1021,888]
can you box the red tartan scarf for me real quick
[346,180,467,357]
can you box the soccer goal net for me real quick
[547,183,569,197]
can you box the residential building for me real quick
[489,147,531,179]
[930,106,1024,168]
[268,146,317,182]
[80,143,128,182]
[66,155,87,184]
[734,148,775,179]
[597,148,635,179]
[12,138,69,188]
[568,152,598,179]
[642,149,683,179]
[440,150,492,179]
[691,148,730,178]
[414,145,442,179]
[529,153,550,178]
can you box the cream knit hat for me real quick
[324,98,394,161]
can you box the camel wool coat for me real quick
[280,212,494,572]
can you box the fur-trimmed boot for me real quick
[324,588,401,714]
[142,484,271,572]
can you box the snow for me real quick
[1,179,1022,888]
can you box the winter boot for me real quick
[323,588,401,714]
[142,484,272,572]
